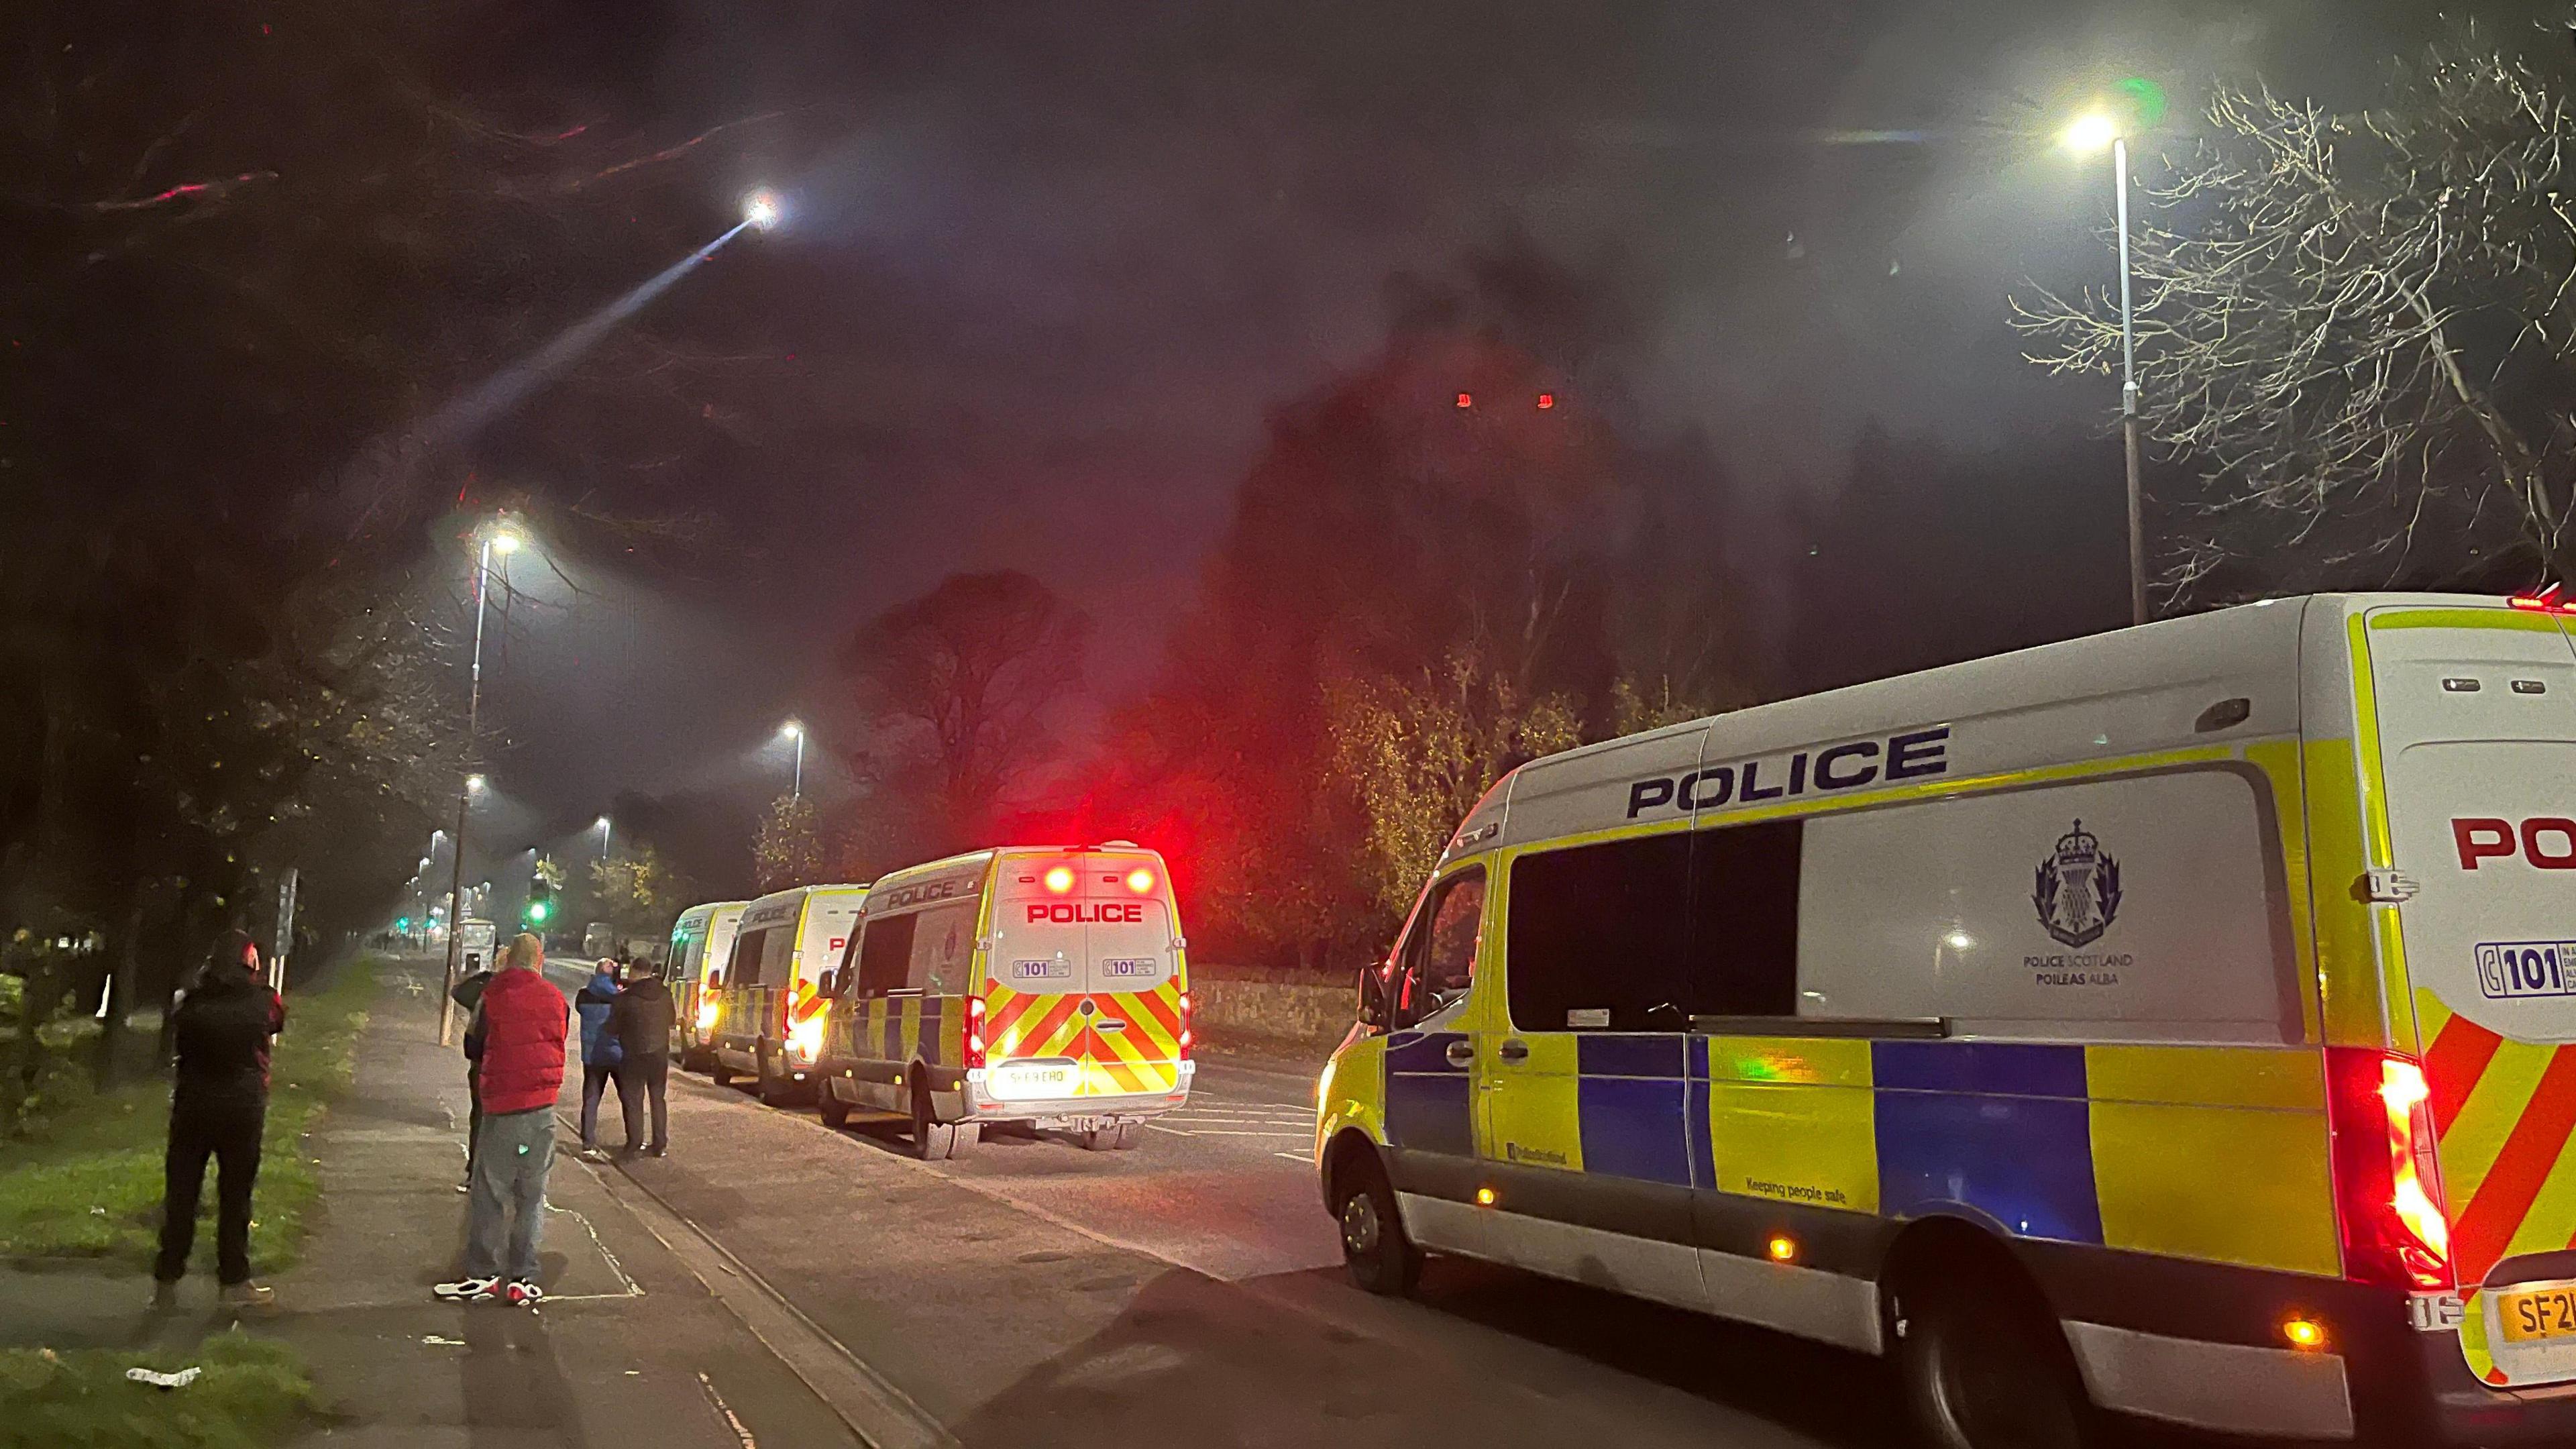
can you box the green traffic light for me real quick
[526,900,551,924]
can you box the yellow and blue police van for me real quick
[812,844,1192,1160]
[1313,592,2576,1448]
[708,882,868,1106]
[667,898,747,1071]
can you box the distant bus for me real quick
[456,918,498,971]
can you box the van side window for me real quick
[727,928,769,988]
[854,914,918,997]
[1507,833,1692,1032]
[1396,868,1485,1025]
[907,903,977,994]
[1687,819,1804,1016]
[758,928,794,988]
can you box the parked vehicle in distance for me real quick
[812,844,1192,1159]
[666,900,748,1070]
[1313,593,2576,1448]
[582,920,617,959]
[708,883,869,1105]
[455,917,498,971]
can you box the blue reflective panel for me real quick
[1874,1085,2103,1244]
[1387,1032,1474,1158]
[1578,1075,1692,1185]
[1576,1034,1686,1079]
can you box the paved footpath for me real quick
[260,957,867,1448]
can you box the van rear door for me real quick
[985,853,1184,1100]
[2369,606,2576,1386]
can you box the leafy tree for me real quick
[752,795,830,895]
[840,572,1092,853]
[2017,23,2576,598]
[1107,239,1757,965]
[1326,651,1582,918]
[590,845,692,939]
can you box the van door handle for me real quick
[1497,1038,1529,1063]
[1444,1040,1475,1067]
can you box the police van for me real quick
[666,899,747,1070]
[1313,593,2576,1448]
[708,883,868,1106]
[812,845,1193,1159]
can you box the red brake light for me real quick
[1125,867,1156,894]
[1042,865,1075,894]
[2509,584,2576,614]
[965,996,987,1069]
[1177,990,1193,1061]
[2326,1046,2454,1290]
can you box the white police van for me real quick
[1314,593,2576,1447]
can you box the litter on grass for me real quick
[126,1366,201,1389]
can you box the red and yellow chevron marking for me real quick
[2418,991,2576,1384]
[983,983,1182,1097]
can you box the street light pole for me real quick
[598,816,613,862]
[781,720,805,801]
[440,529,513,1044]
[2114,135,2147,629]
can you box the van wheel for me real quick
[711,1057,733,1088]
[1891,1269,2088,1449]
[911,1084,960,1161]
[817,1085,849,1130]
[756,1049,796,1107]
[1078,1122,1138,1152]
[1334,1152,1421,1295]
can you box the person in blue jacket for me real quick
[574,960,627,1159]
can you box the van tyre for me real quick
[756,1048,796,1108]
[911,1084,961,1161]
[711,1057,734,1088]
[1890,1270,2088,1449]
[818,1085,849,1130]
[1078,1122,1139,1152]
[1334,1152,1422,1296]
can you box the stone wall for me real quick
[1190,977,1353,1055]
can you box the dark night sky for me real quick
[454,0,2548,869]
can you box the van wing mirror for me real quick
[1357,960,1392,1028]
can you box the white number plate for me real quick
[989,1061,1075,1101]
[1009,958,1071,983]
[2477,941,2576,1000]
[1098,957,1161,979]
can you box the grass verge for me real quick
[0,958,378,1273]
[0,1332,318,1448]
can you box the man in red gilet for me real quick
[435,933,566,1306]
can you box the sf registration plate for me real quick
[2498,1283,2576,1344]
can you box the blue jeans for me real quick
[464,1108,553,1281]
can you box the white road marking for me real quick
[698,1371,760,1449]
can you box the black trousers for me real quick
[465,1064,482,1179]
[616,1055,669,1152]
[156,1094,264,1285]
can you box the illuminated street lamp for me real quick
[2062,92,2158,629]
[780,719,805,801]
[443,517,523,1044]
[744,190,782,232]
[597,814,613,861]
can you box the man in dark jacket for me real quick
[154,930,287,1309]
[436,934,566,1307]
[573,960,626,1160]
[606,959,676,1158]
[449,954,494,1191]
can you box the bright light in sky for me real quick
[780,719,803,739]
[466,773,487,794]
[2061,112,2121,154]
[745,190,782,231]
